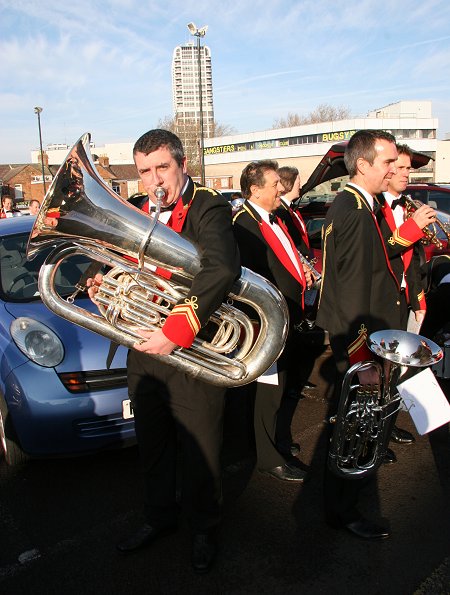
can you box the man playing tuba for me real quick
[88,129,240,574]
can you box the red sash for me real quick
[259,216,306,308]
[290,208,310,249]
[381,202,413,282]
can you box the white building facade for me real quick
[171,42,214,137]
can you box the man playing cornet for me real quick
[377,143,437,447]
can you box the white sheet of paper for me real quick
[397,368,450,434]
[257,360,279,385]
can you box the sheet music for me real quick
[397,368,450,434]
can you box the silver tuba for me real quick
[27,133,289,388]
[328,329,442,478]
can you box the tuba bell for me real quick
[27,133,289,388]
[328,329,442,478]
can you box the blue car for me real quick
[0,216,136,465]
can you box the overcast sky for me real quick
[1,0,450,163]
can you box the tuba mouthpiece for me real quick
[155,187,166,201]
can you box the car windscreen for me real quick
[0,233,91,302]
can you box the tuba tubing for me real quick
[27,133,289,388]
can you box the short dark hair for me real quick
[2,196,14,207]
[133,129,185,167]
[240,160,279,199]
[278,166,299,193]
[396,143,413,160]
[344,130,396,177]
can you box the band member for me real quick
[277,166,310,255]
[276,165,317,455]
[28,199,41,215]
[316,130,408,540]
[1,197,23,218]
[88,129,240,574]
[232,160,311,482]
[377,143,437,446]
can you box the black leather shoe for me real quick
[303,381,316,390]
[383,448,397,465]
[390,425,415,444]
[344,518,390,540]
[260,462,307,482]
[116,523,177,553]
[191,532,217,574]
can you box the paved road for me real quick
[1,346,449,595]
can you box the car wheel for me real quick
[0,393,29,466]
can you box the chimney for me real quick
[98,155,110,167]
[38,151,49,166]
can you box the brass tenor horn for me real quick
[328,329,442,478]
[27,133,289,388]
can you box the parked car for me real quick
[0,217,136,466]
[406,183,450,214]
[293,142,450,269]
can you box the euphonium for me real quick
[328,329,442,478]
[403,195,450,249]
[27,133,289,388]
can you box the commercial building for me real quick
[203,101,448,189]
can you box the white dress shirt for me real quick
[248,200,302,278]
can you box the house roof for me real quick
[0,163,53,183]
[0,161,139,184]
[0,164,28,180]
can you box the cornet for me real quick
[403,195,450,249]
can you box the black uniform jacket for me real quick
[276,198,310,256]
[376,194,426,312]
[316,185,402,365]
[232,201,304,327]
[130,177,241,348]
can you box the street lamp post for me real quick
[34,106,47,195]
[187,22,208,186]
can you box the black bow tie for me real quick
[391,196,405,211]
[269,213,278,225]
[150,202,176,213]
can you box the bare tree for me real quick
[156,116,236,178]
[272,104,353,129]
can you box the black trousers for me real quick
[324,336,372,524]
[253,338,292,471]
[127,350,226,532]
[421,284,450,339]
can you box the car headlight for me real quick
[11,317,64,367]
